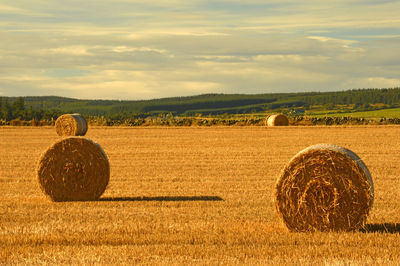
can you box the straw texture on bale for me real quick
[275,144,374,232]
[37,137,110,201]
[267,114,289,126]
[55,114,88,136]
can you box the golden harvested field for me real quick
[1,126,400,264]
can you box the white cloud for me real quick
[46,46,91,56]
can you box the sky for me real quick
[1,0,400,100]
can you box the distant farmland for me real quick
[2,88,400,120]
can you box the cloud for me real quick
[0,4,26,14]
[46,46,91,56]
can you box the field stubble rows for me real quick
[1,126,400,264]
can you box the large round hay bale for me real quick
[55,114,88,136]
[37,137,110,201]
[267,114,289,126]
[275,144,374,232]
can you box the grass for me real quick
[1,126,400,264]
[307,107,400,118]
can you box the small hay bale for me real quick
[274,144,374,232]
[55,113,88,136]
[267,114,289,126]
[37,137,110,201]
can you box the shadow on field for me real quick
[360,223,400,234]
[98,196,224,202]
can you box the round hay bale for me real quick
[37,137,110,201]
[274,144,374,232]
[55,113,88,136]
[267,114,289,126]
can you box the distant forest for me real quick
[1,88,400,122]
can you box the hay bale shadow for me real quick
[98,196,224,202]
[360,223,400,234]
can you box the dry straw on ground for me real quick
[55,113,88,136]
[275,144,374,232]
[37,137,110,201]
[266,114,289,126]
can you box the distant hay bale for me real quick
[55,114,88,136]
[267,114,289,126]
[37,137,110,201]
[275,144,374,232]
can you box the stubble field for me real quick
[1,126,400,264]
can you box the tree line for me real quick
[1,88,400,122]
[0,97,61,121]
